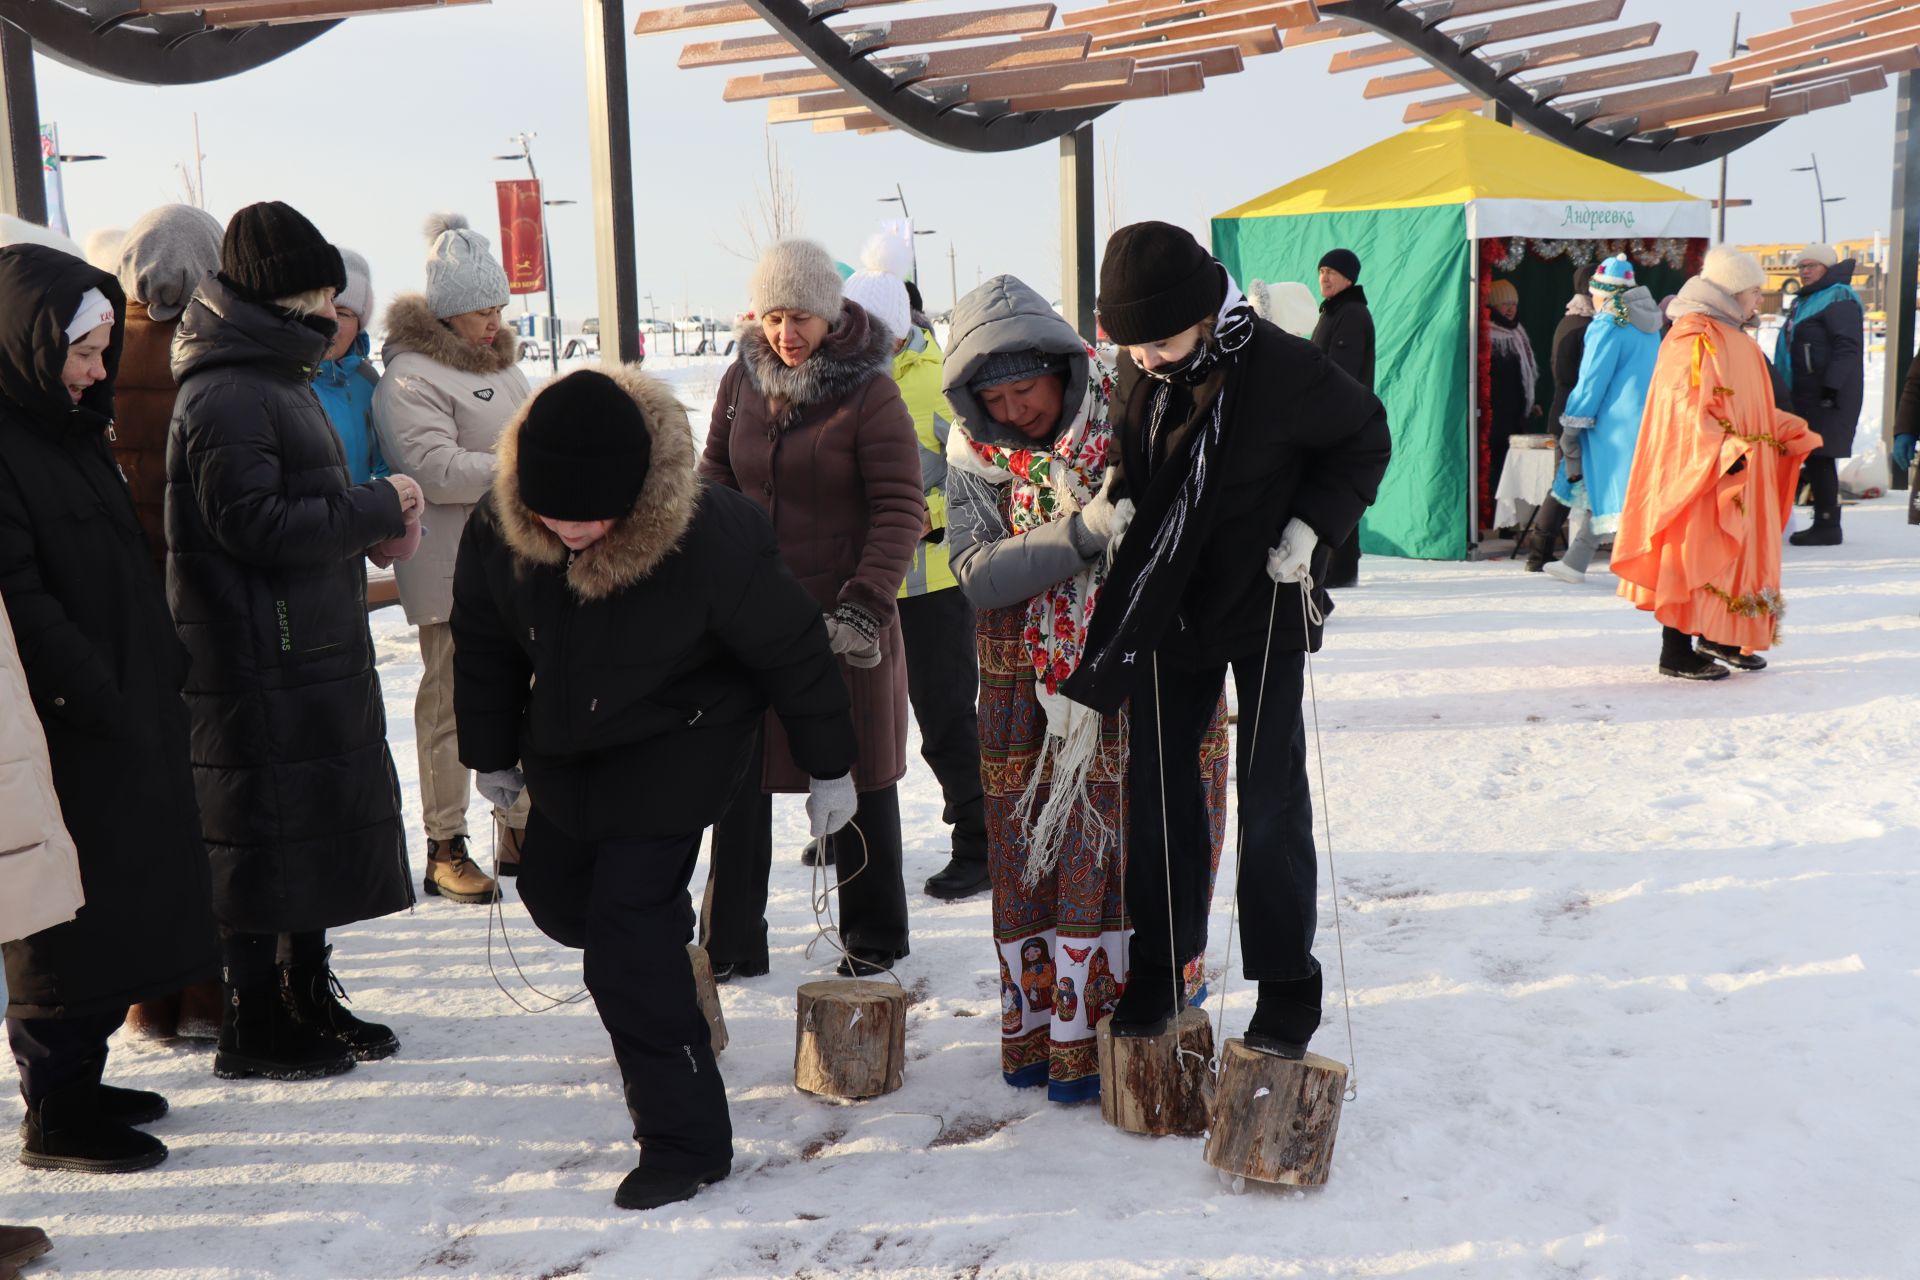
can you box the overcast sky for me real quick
[32,0,1896,330]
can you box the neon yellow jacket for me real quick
[894,327,958,597]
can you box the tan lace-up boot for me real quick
[424,835,498,904]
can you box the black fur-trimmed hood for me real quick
[492,364,699,602]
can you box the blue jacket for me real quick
[313,331,389,484]
[1552,288,1661,527]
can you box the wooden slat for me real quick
[1403,92,1487,123]
[768,57,1133,119]
[1714,11,1920,82]
[1064,0,1309,39]
[1286,16,1365,47]
[722,32,1091,99]
[198,0,482,21]
[1593,82,1775,130]
[1788,0,1917,27]
[1090,2,1306,51]
[1766,41,1920,87]
[1002,60,1204,109]
[1523,50,1698,102]
[1746,1,1913,53]
[1362,21,1658,98]
[1133,43,1244,74]
[815,112,891,131]
[1090,24,1279,60]
[1328,0,1611,72]
[679,4,1057,67]
[1555,72,1733,119]
[1666,90,1815,139]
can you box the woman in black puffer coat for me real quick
[167,202,423,1082]
[0,243,218,1176]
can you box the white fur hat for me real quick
[1251,279,1320,339]
[423,212,510,319]
[82,228,126,274]
[1700,246,1766,296]
[840,230,913,340]
[1797,243,1839,268]
[750,238,843,320]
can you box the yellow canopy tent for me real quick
[1215,111,1710,558]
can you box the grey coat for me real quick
[941,275,1106,610]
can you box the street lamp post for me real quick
[495,133,563,374]
[877,184,938,282]
[1791,154,1847,244]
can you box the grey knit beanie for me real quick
[967,347,1067,394]
[424,212,510,319]
[750,238,843,319]
[336,248,373,322]
[116,204,223,323]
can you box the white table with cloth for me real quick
[1493,435,1558,530]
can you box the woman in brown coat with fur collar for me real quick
[698,239,925,979]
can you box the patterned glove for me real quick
[824,604,883,669]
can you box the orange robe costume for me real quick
[1612,312,1820,653]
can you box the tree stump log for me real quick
[1202,1039,1347,1186]
[794,979,907,1099]
[686,944,728,1055]
[1095,1007,1215,1137]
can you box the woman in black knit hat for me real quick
[1061,221,1391,1059]
[167,201,426,1082]
[452,368,858,1211]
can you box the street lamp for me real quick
[495,133,564,374]
[877,184,939,281]
[1790,154,1846,245]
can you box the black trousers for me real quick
[1125,647,1319,983]
[701,730,910,966]
[1804,455,1842,525]
[897,587,987,861]
[7,1007,128,1107]
[519,807,731,1172]
[1324,528,1362,588]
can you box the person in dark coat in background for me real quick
[1895,349,1920,526]
[698,240,925,980]
[1064,222,1391,1060]
[1485,278,1542,532]
[453,367,859,1212]
[1773,244,1864,546]
[0,244,218,1175]
[1311,248,1376,588]
[106,203,228,1044]
[167,202,424,1083]
[1520,264,1597,571]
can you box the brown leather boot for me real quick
[123,995,181,1040]
[493,815,526,879]
[176,979,224,1041]
[0,1223,51,1270]
[424,835,498,904]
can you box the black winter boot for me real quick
[18,1083,167,1174]
[1659,626,1729,681]
[285,935,400,1061]
[613,1162,731,1211]
[214,932,356,1082]
[1788,521,1843,546]
[19,1083,167,1142]
[1698,640,1767,672]
[922,855,990,901]
[1108,963,1182,1039]
[1244,970,1322,1059]
[1520,496,1570,572]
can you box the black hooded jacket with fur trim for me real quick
[451,365,858,841]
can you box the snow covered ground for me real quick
[3,495,1917,1278]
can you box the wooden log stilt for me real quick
[685,944,729,1055]
[1095,1007,1215,1136]
[794,979,907,1099]
[1202,1039,1347,1186]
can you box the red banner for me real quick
[496,179,546,296]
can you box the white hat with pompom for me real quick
[423,211,510,320]
[841,229,913,341]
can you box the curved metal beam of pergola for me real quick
[740,0,1111,150]
[7,2,335,86]
[1330,0,1773,173]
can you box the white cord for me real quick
[1298,574,1359,1102]
[1149,655,1208,1070]
[482,821,591,1013]
[806,820,904,989]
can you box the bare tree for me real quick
[722,128,800,261]
[1103,133,1123,242]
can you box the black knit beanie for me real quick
[220,201,346,304]
[1097,221,1223,345]
[517,370,653,522]
[1319,248,1362,285]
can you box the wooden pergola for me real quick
[631,0,1920,472]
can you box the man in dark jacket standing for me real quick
[1311,248,1376,588]
[1064,222,1390,1060]
[454,367,860,1212]
[0,244,218,1175]
[168,203,423,1083]
[1774,244,1865,546]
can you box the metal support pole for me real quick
[0,19,47,225]
[1716,13,1742,245]
[1059,123,1095,344]
[582,0,641,366]
[1886,72,1920,490]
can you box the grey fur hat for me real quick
[750,238,843,320]
[337,248,373,322]
[424,212,510,319]
[116,204,223,323]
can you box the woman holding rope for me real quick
[1062,222,1391,1060]
[941,275,1230,1102]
